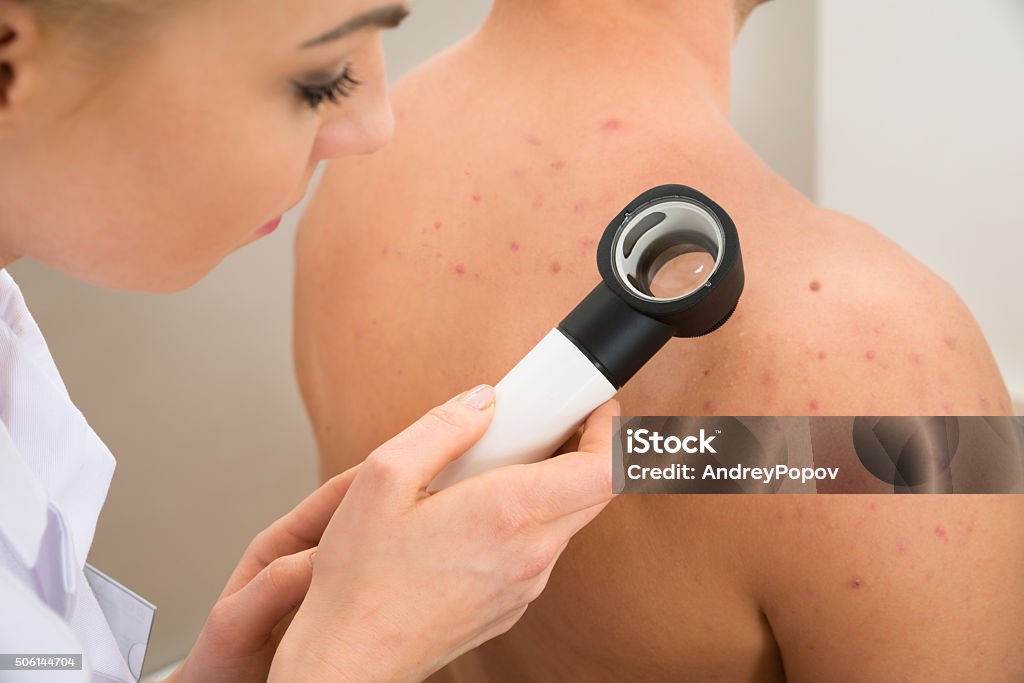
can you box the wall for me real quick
[815,0,1024,405]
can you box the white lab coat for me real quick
[0,270,135,683]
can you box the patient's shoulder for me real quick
[711,207,1011,416]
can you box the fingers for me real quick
[224,464,362,597]
[576,399,620,455]
[364,385,496,494]
[210,548,316,649]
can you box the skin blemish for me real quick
[934,525,949,543]
[909,353,923,365]
[940,401,954,414]
[851,578,864,589]
[873,326,882,336]
[550,160,566,171]
[978,395,990,411]
[817,351,827,360]
[510,241,521,253]
[526,135,542,146]
[454,264,467,276]
[704,399,718,413]
[601,118,624,132]
[533,194,546,209]
[944,336,958,351]
[464,169,472,177]
[809,280,821,292]
[578,237,596,254]
[473,273,480,280]
[512,168,524,178]
[471,192,482,202]
[865,350,876,361]
[433,221,443,231]
[573,200,588,213]
[896,540,908,555]
[760,372,776,386]
[550,261,562,274]
[809,399,821,411]
[868,502,877,511]
[434,250,442,259]
[703,369,711,377]
[381,246,389,257]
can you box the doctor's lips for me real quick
[254,215,283,237]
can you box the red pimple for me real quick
[573,200,588,213]
[510,241,521,253]
[464,169,472,177]
[896,541,908,555]
[761,372,776,386]
[809,399,821,411]
[851,578,864,589]
[550,261,562,274]
[471,192,482,202]
[601,118,624,132]
[533,195,545,209]
[454,264,466,276]
[944,336,958,350]
[817,350,827,360]
[809,280,821,292]
[526,135,542,146]
[550,160,566,171]
[934,525,949,542]
[512,168,524,178]
[865,350,876,361]
[909,353,923,365]
[940,401,953,414]
[704,399,718,413]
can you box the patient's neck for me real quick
[482,0,737,117]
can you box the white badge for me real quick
[83,564,156,682]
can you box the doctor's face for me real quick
[0,0,405,291]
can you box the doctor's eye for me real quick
[293,63,361,111]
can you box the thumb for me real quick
[210,547,316,649]
[368,384,496,490]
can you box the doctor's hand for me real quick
[270,385,619,683]
[163,461,365,683]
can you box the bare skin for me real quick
[294,1,1024,680]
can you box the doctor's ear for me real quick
[0,1,41,129]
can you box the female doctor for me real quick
[0,0,620,681]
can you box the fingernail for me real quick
[458,384,495,410]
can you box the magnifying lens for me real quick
[428,184,744,491]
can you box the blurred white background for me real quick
[8,0,1021,673]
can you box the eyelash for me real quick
[294,63,361,111]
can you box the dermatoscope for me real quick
[428,184,744,491]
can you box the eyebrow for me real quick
[301,4,410,49]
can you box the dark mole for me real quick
[865,350,876,361]
[550,160,566,171]
[454,264,466,276]
[809,280,821,292]
[550,262,562,274]
[510,241,521,253]
[601,118,624,132]
[703,369,711,377]
[471,192,482,202]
